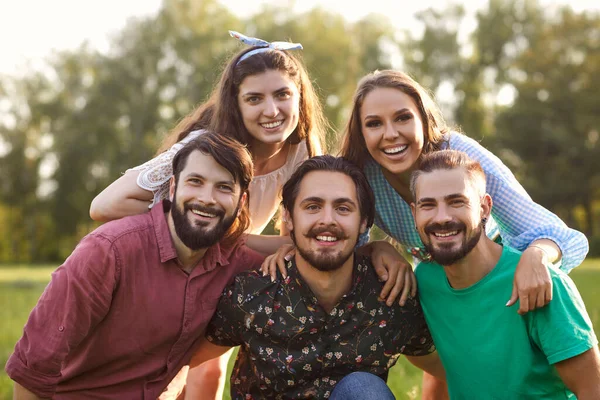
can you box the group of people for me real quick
[5,30,599,399]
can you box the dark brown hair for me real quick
[281,155,375,229]
[339,70,450,169]
[172,131,253,244]
[158,47,326,157]
[409,149,486,200]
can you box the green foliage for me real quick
[0,0,597,262]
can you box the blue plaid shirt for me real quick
[360,132,589,273]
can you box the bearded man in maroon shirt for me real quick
[5,131,265,400]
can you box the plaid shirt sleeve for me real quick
[450,132,589,272]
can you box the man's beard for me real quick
[421,220,484,266]
[170,192,238,251]
[291,224,355,272]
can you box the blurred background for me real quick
[0,0,598,398]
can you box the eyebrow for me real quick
[299,197,358,207]
[241,86,290,97]
[417,193,468,204]
[363,107,411,120]
[186,173,235,186]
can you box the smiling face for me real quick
[169,150,245,250]
[285,170,367,272]
[411,167,491,266]
[237,69,300,146]
[360,87,425,176]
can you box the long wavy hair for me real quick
[158,47,326,157]
[339,70,450,169]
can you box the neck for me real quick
[295,253,355,314]
[381,166,415,204]
[167,213,208,273]
[250,139,289,176]
[442,238,503,289]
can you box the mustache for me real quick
[184,203,225,218]
[424,221,466,235]
[304,225,349,240]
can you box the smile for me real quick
[191,209,217,218]
[382,145,408,155]
[316,235,338,242]
[260,120,284,129]
[432,231,459,238]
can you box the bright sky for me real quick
[1,0,598,77]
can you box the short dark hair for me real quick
[410,150,486,200]
[172,131,254,244]
[281,155,375,229]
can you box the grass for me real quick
[1,260,599,399]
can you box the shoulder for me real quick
[89,212,154,244]
[223,269,279,307]
[223,240,265,268]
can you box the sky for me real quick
[1,0,599,77]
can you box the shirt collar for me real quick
[151,200,229,269]
[284,253,369,307]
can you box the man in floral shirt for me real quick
[185,155,445,399]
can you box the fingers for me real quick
[410,270,417,298]
[517,294,530,316]
[386,267,406,306]
[505,284,518,307]
[274,251,289,281]
[379,260,400,301]
[397,270,414,307]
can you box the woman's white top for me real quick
[129,129,310,234]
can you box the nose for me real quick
[432,204,453,224]
[319,206,336,225]
[383,121,399,140]
[262,97,279,118]
[195,185,217,205]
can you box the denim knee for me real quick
[329,372,395,400]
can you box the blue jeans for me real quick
[330,372,396,400]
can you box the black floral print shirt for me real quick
[206,254,435,399]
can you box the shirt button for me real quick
[58,326,65,332]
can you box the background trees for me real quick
[0,0,597,262]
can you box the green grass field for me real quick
[1,259,599,399]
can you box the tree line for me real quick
[0,0,598,263]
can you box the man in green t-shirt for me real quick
[410,149,600,399]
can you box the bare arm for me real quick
[13,383,46,400]
[405,352,449,400]
[184,339,232,400]
[89,170,154,222]
[244,234,293,257]
[554,346,600,400]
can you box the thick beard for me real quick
[291,225,355,272]
[170,192,238,251]
[422,221,484,266]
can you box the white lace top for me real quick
[129,129,311,234]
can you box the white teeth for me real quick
[433,231,458,238]
[261,120,283,129]
[383,145,408,155]
[191,209,216,218]
[316,235,338,242]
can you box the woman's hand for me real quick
[260,244,296,282]
[363,241,416,306]
[506,244,554,314]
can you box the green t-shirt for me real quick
[415,245,597,399]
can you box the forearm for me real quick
[89,170,154,222]
[13,382,47,400]
[421,372,449,400]
[90,197,151,222]
[528,239,561,264]
[244,234,292,256]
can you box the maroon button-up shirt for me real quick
[5,200,264,399]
